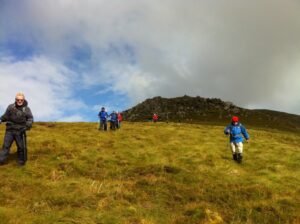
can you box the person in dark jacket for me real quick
[109,111,118,130]
[98,107,108,131]
[0,93,33,165]
[224,116,249,163]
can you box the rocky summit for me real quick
[122,95,300,131]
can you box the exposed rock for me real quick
[122,95,300,131]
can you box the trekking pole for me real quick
[21,129,27,162]
[227,138,232,156]
[225,131,230,150]
[225,131,233,159]
[245,139,250,151]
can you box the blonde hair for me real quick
[15,92,25,99]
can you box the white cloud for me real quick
[1,0,300,115]
[56,115,85,122]
[93,104,123,114]
[0,56,87,121]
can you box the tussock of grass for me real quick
[0,122,299,223]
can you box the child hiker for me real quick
[224,116,249,163]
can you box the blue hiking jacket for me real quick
[110,112,117,122]
[224,123,249,143]
[98,111,108,121]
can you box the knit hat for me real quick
[232,116,239,122]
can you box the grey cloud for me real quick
[1,0,300,114]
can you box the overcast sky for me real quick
[1,0,300,121]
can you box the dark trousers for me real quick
[0,131,25,163]
[99,120,107,131]
[116,121,121,129]
[110,121,117,130]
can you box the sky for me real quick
[1,0,300,121]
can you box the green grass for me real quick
[0,122,299,224]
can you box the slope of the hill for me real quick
[0,122,299,224]
[122,96,300,132]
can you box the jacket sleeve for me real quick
[224,125,231,135]
[241,125,249,140]
[25,107,34,127]
[0,105,11,122]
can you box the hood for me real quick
[15,99,28,108]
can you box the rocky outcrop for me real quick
[122,95,300,131]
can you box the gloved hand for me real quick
[26,122,32,130]
[20,127,27,133]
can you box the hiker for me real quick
[109,111,118,130]
[117,112,122,129]
[224,116,249,163]
[0,92,33,166]
[153,113,158,123]
[98,107,108,131]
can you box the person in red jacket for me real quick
[117,112,122,129]
[152,113,158,123]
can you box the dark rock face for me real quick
[122,95,300,131]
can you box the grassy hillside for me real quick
[0,122,299,224]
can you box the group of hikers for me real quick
[0,92,249,166]
[98,107,122,131]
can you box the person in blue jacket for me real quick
[224,116,249,163]
[98,107,108,131]
[109,111,118,130]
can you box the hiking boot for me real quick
[233,153,237,161]
[17,160,26,166]
[237,154,243,163]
